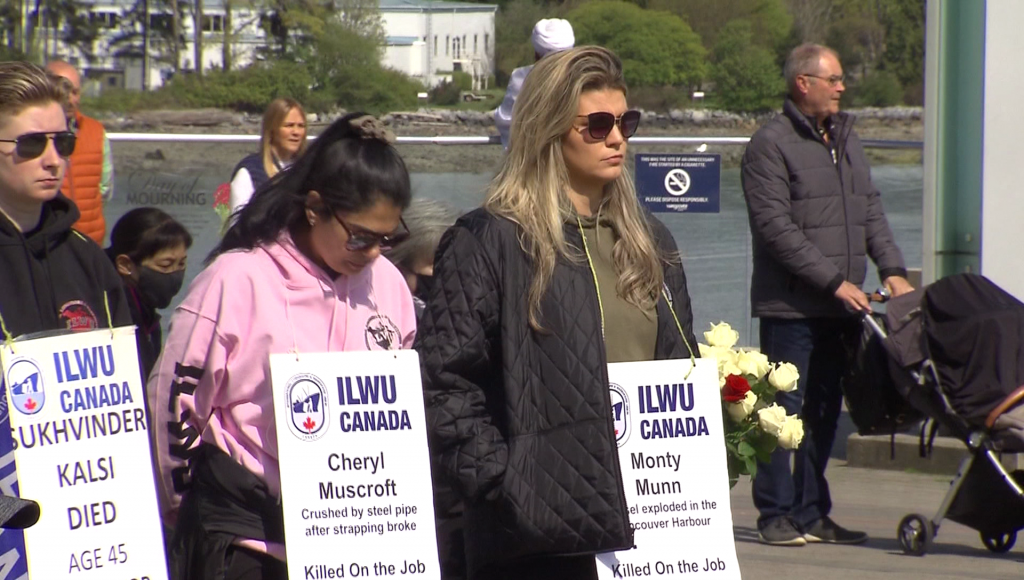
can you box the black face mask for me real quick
[137,266,185,309]
[414,273,435,302]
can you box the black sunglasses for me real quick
[575,110,641,140]
[334,215,410,252]
[0,131,76,160]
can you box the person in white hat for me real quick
[494,18,575,148]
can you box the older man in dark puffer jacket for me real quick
[741,43,913,548]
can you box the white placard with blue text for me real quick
[0,327,168,580]
[598,358,740,579]
[271,350,440,580]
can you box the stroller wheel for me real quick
[897,514,933,556]
[981,531,1017,553]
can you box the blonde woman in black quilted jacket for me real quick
[415,46,700,580]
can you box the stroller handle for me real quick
[868,287,891,303]
[861,288,890,338]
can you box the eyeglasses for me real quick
[575,110,641,140]
[0,131,76,160]
[334,214,410,252]
[802,74,845,87]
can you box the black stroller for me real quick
[861,273,1024,556]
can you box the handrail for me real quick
[106,132,924,149]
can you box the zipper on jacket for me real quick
[819,118,853,282]
[576,220,636,546]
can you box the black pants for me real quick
[225,546,287,580]
[476,555,598,580]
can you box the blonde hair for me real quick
[260,97,307,178]
[486,46,665,330]
[0,61,70,127]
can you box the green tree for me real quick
[650,0,792,53]
[568,1,706,89]
[27,0,98,62]
[878,0,924,104]
[257,1,419,113]
[847,69,901,107]
[825,15,884,76]
[710,19,785,112]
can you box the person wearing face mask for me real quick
[105,207,192,383]
[149,113,416,580]
[229,97,308,214]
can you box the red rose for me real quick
[213,183,231,207]
[722,374,751,403]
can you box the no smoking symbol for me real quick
[664,169,691,197]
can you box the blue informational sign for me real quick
[635,153,722,213]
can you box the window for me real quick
[434,35,437,57]
[90,11,119,28]
[202,15,224,33]
[150,14,173,33]
[485,33,489,52]
[446,35,450,56]
[474,35,477,54]
[454,38,460,59]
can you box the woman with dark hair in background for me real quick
[149,113,416,580]
[105,207,192,381]
[229,97,308,213]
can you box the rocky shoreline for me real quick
[103,106,923,176]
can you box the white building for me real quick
[380,0,496,88]
[48,0,495,91]
[65,0,265,92]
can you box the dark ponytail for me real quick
[210,112,411,263]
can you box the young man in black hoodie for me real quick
[0,60,132,579]
[0,61,130,339]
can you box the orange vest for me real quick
[62,112,106,244]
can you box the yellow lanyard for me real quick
[575,216,696,368]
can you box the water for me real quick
[104,165,923,347]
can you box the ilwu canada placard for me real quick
[271,350,439,580]
[1,327,168,580]
[598,358,740,579]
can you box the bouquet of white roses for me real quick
[700,322,805,488]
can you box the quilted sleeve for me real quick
[415,224,507,502]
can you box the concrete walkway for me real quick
[730,462,1023,579]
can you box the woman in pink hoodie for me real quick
[148,113,417,580]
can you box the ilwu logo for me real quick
[609,383,631,447]
[364,314,400,350]
[285,373,329,441]
[5,358,45,415]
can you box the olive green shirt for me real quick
[578,214,658,363]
